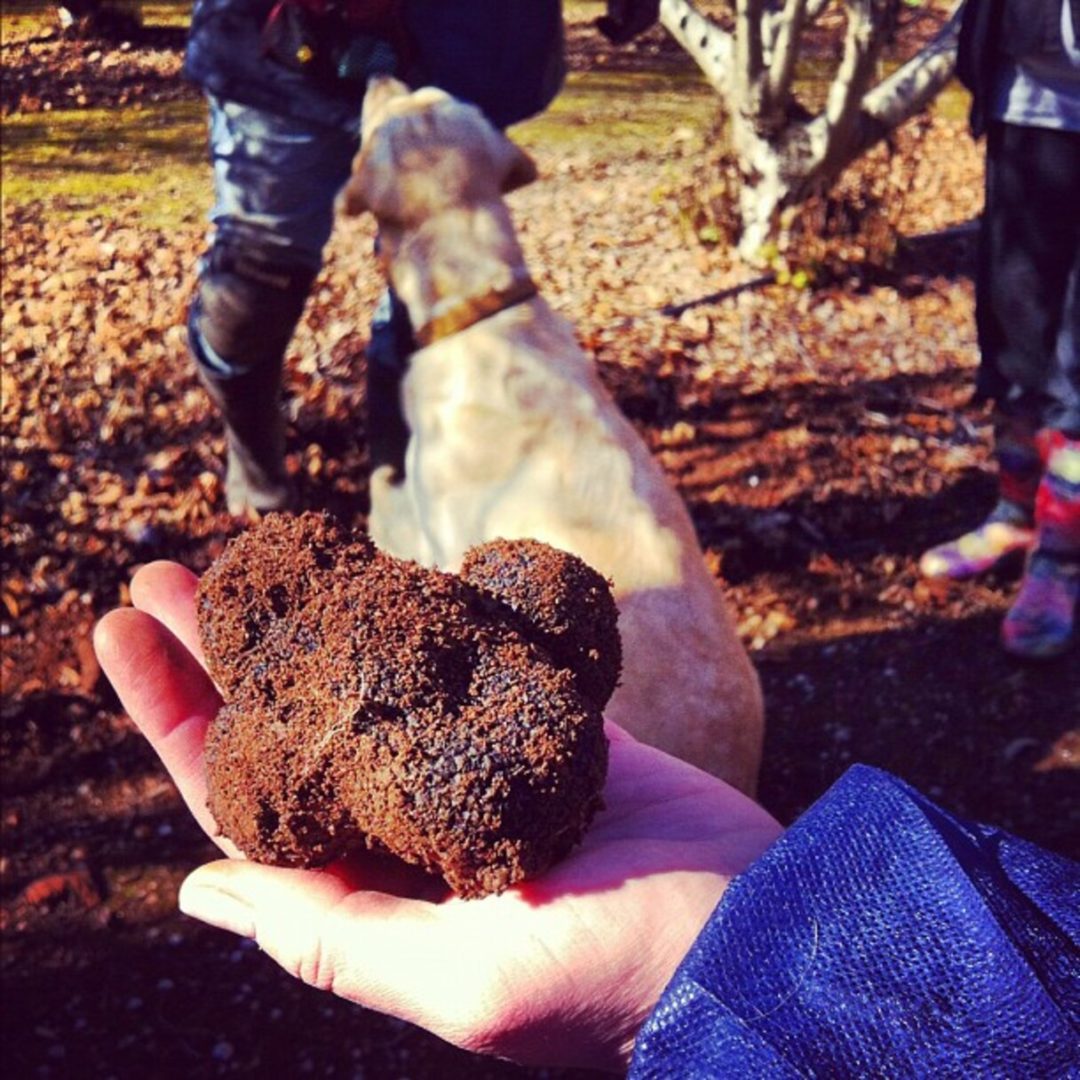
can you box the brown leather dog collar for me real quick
[413,275,539,349]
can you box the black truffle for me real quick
[196,512,620,897]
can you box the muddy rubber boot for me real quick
[195,359,297,516]
[1002,433,1080,659]
[187,241,312,516]
[919,411,1040,580]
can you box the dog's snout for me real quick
[361,75,412,137]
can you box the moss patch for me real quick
[514,71,718,157]
[1,100,211,225]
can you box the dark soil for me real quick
[2,10,1078,1080]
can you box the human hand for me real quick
[595,0,662,45]
[94,561,782,1074]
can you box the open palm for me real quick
[95,561,782,1073]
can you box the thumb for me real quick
[180,860,367,990]
[179,861,338,964]
[178,860,450,1021]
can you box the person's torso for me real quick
[183,0,566,132]
[994,0,1080,131]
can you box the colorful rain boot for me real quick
[1001,433,1080,659]
[919,413,1040,580]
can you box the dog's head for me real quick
[339,77,538,228]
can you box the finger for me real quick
[94,607,235,852]
[130,560,207,670]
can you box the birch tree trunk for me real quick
[659,0,964,257]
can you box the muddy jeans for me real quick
[205,94,358,272]
[191,92,413,455]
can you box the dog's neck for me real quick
[383,200,534,344]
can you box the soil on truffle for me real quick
[196,514,617,898]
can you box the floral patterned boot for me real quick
[920,413,1040,580]
[1001,433,1080,659]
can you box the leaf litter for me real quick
[2,14,1077,1079]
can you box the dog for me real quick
[340,77,764,794]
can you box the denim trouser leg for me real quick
[205,94,358,271]
[366,287,414,477]
[976,122,1080,435]
[194,94,416,483]
[200,95,416,377]
[191,95,360,381]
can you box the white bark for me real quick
[862,7,963,128]
[822,2,887,135]
[735,0,768,116]
[763,0,810,121]
[658,0,734,94]
[658,0,964,257]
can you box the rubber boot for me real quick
[189,294,296,516]
[919,411,1040,580]
[1002,432,1080,659]
[187,230,318,515]
[196,361,297,516]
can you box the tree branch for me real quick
[763,0,809,115]
[802,0,961,197]
[658,0,735,96]
[736,0,768,95]
[860,1,962,128]
[821,0,888,141]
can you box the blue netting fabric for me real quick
[630,765,1079,1078]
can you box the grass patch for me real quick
[1,3,968,226]
[930,82,972,123]
[2,69,718,225]
[2,100,212,225]
[563,0,606,16]
[514,70,719,157]
[514,66,967,159]
[139,0,192,28]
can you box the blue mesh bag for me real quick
[632,765,1079,1078]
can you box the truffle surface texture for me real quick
[196,512,619,897]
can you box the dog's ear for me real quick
[489,131,538,194]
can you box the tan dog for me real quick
[341,77,764,794]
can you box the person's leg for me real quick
[995,124,1080,656]
[921,121,1079,581]
[1002,430,1080,658]
[982,124,1080,411]
[366,286,414,480]
[189,96,357,514]
[1002,277,1080,657]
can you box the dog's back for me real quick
[371,300,763,794]
[349,80,764,793]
